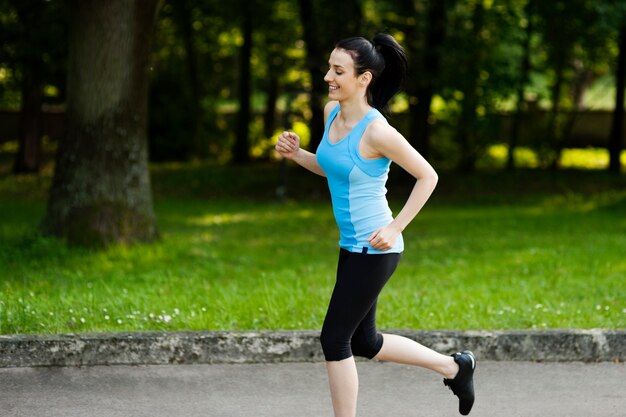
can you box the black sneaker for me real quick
[443,351,476,415]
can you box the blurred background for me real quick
[1,0,625,334]
[1,0,625,172]
[3,0,626,247]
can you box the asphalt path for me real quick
[1,361,624,416]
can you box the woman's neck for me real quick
[338,97,372,126]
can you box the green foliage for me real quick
[0,0,623,168]
[1,163,625,334]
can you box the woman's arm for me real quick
[275,131,326,177]
[364,123,439,251]
[274,101,338,177]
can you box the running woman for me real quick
[275,33,476,417]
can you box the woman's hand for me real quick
[367,222,402,251]
[275,131,301,160]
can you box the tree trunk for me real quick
[298,0,361,151]
[456,1,484,172]
[414,0,448,159]
[172,0,206,158]
[263,73,279,139]
[13,66,44,174]
[298,0,325,152]
[507,0,533,171]
[546,63,564,169]
[609,22,626,174]
[233,0,252,163]
[11,0,47,174]
[400,0,423,151]
[42,0,161,247]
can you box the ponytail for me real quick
[335,33,408,112]
[370,34,408,112]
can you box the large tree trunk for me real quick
[609,22,626,174]
[42,0,161,247]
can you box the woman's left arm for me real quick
[365,123,439,251]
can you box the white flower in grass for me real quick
[174,308,180,315]
[163,315,172,323]
[103,308,108,312]
[105,315,110,320]
[49,312,54,316]
[201,307,206,312]
[80,318,85,323]
[117,319,123,324]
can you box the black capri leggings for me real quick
[320,248,402,361]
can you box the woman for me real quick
[275,33,476,416]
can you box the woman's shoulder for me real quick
[363,118,406,151]
[364,117,399,140]
[324,101,340,122]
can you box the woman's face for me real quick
[324,48,365,101]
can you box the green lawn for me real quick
[1,162,625,334]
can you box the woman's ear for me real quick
[359,71,373,87]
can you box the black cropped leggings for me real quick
[320,248,402,361]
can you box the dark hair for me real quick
[335,33,408,112]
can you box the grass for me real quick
[0,158,625,335]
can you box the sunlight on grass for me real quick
[1,164,625,335]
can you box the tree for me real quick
[0,0,66,174]
[534,0,609,168]
[606,2,626,174]
[392,0,450,158]
[507,0,534,171]
[298,0,362,151]
[452,0,486,172]
[42,0,162,247]
[232,0,253,163]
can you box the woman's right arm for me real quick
[274,101,338,177]
[275,131,326,177]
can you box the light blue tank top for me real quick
[316,105,404,254]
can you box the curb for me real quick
[1,329,624,367]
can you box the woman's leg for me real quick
[326,357,359,417]
[373,333,459,378]
[320,250,401,417]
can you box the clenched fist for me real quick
[275,131,301,160]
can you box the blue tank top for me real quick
[316,104,404,254]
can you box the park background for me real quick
[0,0,625,336]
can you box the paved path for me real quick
[1,361,624,417]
